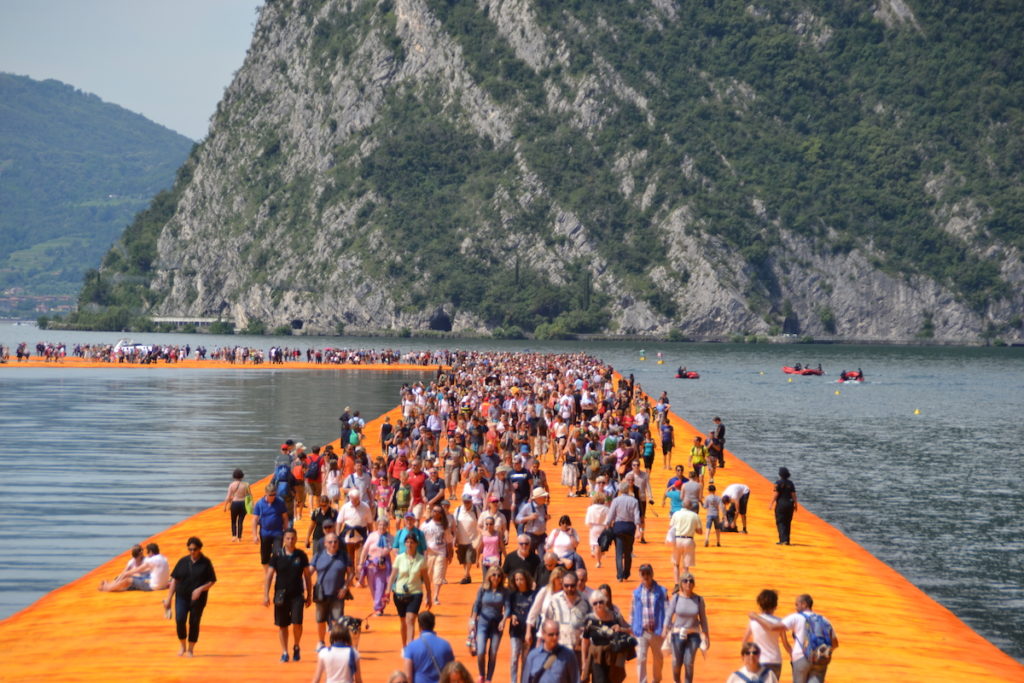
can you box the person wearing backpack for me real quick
[725,643,779,683]
[305,446,325,511]
[271,457,296,521]
[750,593,838,683]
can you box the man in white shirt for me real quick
[722,482,751,533]
[454,494,479,584]
[98,543,169,592]
[750,594,838,683]
[337,490,373,569]
[668,506,701,584]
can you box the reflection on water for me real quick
[0,367,429,619]
[0,326,1022,659]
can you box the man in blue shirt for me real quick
[252,485,289,568]
[631,563,669,683]
[523,618,579,683]
[402,611,454,683]
[310,532,350,651]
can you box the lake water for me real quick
[1,323,1021,660]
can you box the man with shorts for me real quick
[304,445,324,509]
[253,484,290,568]
[310,531,350,651]
[263,528,311,662]
[454,494,479,584]
[722,482,751,533]
[660,421,675,470]
[668,505,701,584]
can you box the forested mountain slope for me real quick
[80,0,1023,341]
[0,74,193,298]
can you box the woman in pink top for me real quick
[476,515,504,570]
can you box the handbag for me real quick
[313,582,326,603]
[598,528,614,552]
[608,630,639,659]
[243,486,253,514]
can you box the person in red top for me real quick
[407,458,428,519]
[388,453,410,486]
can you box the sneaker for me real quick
[280,653,289,663]
[293,645,300,662]
[460,577,472,584]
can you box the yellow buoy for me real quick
[788,377,793,383]
[914,408,921,415]
[835,389,841,395]
[640,356,646,361]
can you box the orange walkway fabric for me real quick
[0,369,1020,682]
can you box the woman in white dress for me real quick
[585,492,610,568]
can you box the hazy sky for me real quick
[0,0,263,140]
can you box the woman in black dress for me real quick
[769,467,798,545]
[163,536,217,656]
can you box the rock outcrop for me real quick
[92,0,1023,343]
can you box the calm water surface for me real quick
[1,324,1021,660]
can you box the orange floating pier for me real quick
[0,364,1020,682]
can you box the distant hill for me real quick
[0,73,193,300]
[76,1,1023,342]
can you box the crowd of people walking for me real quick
[97,349,836,682]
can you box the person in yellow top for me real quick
[689,436,708,482]
[667,507,701,585]
[387,535,433,647]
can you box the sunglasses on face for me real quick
[743,649,761,656]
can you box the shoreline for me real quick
[0,363,1020,681]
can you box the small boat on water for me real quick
[838,370,864,382]
[782,365,824,376]
[675,368,700,379]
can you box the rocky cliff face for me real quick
[97,0,1023,342]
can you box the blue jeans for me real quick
[509,634,527,683]
[670,632,701,683]
[475,619,503,681]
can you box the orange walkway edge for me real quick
[0,366,1020,682]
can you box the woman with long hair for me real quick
[470,566,509,683]
[525,566,567,648]
[506,569,536,683]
